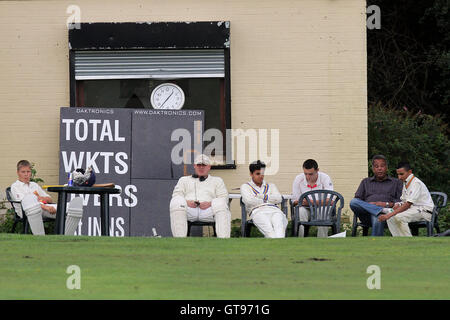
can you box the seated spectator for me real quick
[292,159,333,237]
[349,155,402,236]
[379,161,435,237]
[11,160,84,235]
[241,160,287,238]
[169,154,231,238]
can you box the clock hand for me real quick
[160,89,174,108]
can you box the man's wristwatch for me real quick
[385,202,389,208]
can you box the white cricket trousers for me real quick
[251,206,288,238]
[186,207,231,238]
[187,207,215,222]
[298,207,329,237]
[170,196,231,238]
[387,206,432,237]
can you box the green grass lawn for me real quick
[0,234,448,300]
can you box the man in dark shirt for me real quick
[350,155,403,236]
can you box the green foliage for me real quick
[230,218,241,237]
[0,210,54,234]
[421,0,450,108]
[30,162,44,184]
[368,103,450,231]
[438,206,450,233]
[0,211,18,233]
[367,0,450,117]
[368,103,450,193]
[367,1,450,232]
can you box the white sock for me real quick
[64,197,84,235]
[22,194,45,235]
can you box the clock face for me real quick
[150,83,185,110]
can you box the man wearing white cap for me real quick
[169,154,231,238]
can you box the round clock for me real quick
[150,83,185,110]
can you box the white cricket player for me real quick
[291,159,334,237]
[10,160,84,235]
[379,161,435,236]
[240,160,288,238]
[169,154,231,238]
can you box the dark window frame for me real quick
[68,22,235,169]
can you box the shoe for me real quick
[381,208,394,214]
[434,229,450,237]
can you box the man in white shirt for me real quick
[240,160,287,238]
[379,162,435,237]
[170,154,231,238]
[10,160,84,235]
[291,159,334,237]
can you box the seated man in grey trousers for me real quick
[350,155,402,236]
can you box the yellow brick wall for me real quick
[0,0,367,221]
